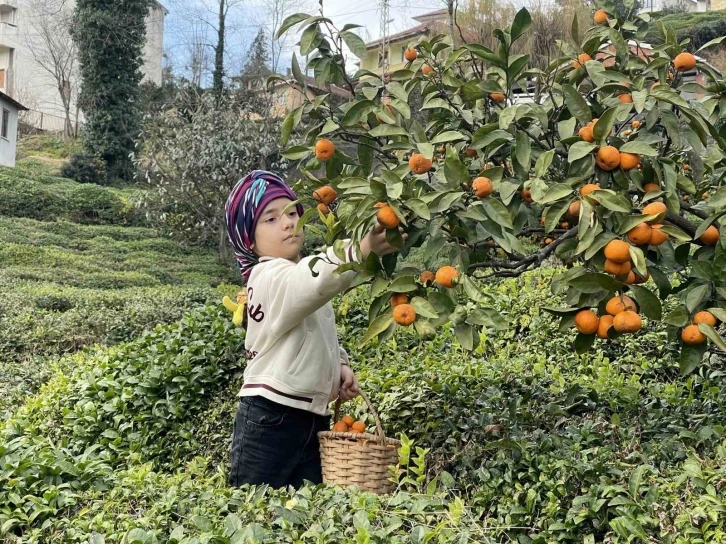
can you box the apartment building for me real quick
[0,0,167,133]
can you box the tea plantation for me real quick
[1,144,726,542]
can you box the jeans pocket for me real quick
[246,397,289,428]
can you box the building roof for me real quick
[412,8,448,23]
[0,90,28,111]
[152,0,169,16]
[364,8,450,50]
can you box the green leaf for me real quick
[707,308,726,322]
[515,131,531,169]
[300,24,321,56]
[454,323,474,350]
[545,199,573,233]
[594,191,632,213]
[409,297,439,319]
[406,199,430,220]
[480,198,514,229]
[510,8,532,42]
[568,141,597,163]
[628,465,647,498]
[535,149,555,178]
[444,150,470,187]
[594,107,618,142]
[341,31,367,59]
[611,516,647,541]
[698,36,726,52]
[276,13,310,39]
[651,86,690,109]
[628,285,662,321]
[280,110,295,147]
[291,52,305,87]
[619,141,658,156]
[575,332,596,354]
[680,343,706,375]
[359,313,393,346]
[563,84,592,123]
[431,131,467,144]
[698,323,726,351]
[281,145,312,160]
[617,214,655,234]
[369,124,409,137]
[686,284,711,313]
[538,184,574,205]
[664,306,689,327]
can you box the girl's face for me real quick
[251,197,304,262]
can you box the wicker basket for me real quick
[318,390,401,494]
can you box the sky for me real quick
[161,0,450,83]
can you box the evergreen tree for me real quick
[72,0,150,181]
[240,28,271,91]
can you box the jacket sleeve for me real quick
[339,346,350,365]
[260,242,360,338]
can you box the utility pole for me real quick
[379,0,390,75]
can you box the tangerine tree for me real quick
[270,1,726,371]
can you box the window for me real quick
[1,108,9,139]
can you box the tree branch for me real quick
[468,227,578,276]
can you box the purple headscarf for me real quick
[224,170,303,280]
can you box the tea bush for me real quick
[0,215,238,419]
[2,271,726,541]
[0,166,145,225]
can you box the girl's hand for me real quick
[360,221,407,259]
[339,365,359,401]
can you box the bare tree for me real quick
[184,21,212,88]
[256,0,315,74]
[165,0,244,99]
[23,0,77,138]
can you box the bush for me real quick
[134,86,291,252]
[3,268,726,541]
[644,11,726,50]
[61,152,108,185]
[0,165,146,225]
[0,215,238,419]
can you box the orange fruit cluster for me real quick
[574,295,643,338]
[314,185,337,214]
[333,415,367,434]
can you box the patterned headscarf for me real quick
[224,170,303,280]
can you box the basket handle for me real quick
[334,389,387,445]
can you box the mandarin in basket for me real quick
[341,415,354,427]
[350,421,366,433]
[332,421,349,432]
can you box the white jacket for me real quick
[239,243,359,415]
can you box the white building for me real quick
[639,0,710,13]
[0,89,27,166]
[0,0,167,134]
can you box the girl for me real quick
[224,170,405,488]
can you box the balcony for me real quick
[0,22,16,49]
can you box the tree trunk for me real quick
[447,0,455,45]
[213,0,225,104]
[219,222,229,263]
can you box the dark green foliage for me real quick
[60,152,108,184]
[0,166,144,225]
[645,11,726,51]
[71,0,150,181]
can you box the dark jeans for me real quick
[229,395,331,488]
